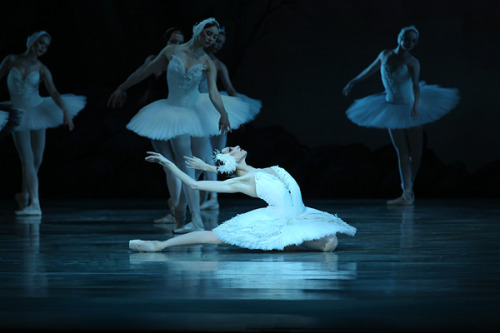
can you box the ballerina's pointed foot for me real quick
[15,206,42,216]
[129,240,165,252]
[173,222,204,234]
[200,199,219,210]
[387,191,415,206]
[153,213,177,224]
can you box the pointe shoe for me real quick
[173,222,204,234]
[15,206,42,216]
[200,199,219,210]
[387,190,415,206]
[15,193,29,210]
[129,240,164,252]
[153,213,177,224]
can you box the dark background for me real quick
[0,0,499,200]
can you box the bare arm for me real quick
[206,58,231,134]
[146,152,256,196]
[184,156,217,173]
[216,60,238,96]
[108,46,171,108]
[0,55,15,82]
[408,57,421,119]
[343,51,384,96]
[40,65,74,130]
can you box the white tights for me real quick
[152,135,213,227]
[388,127,423,193]
[12,129,46,210]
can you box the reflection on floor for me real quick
[0,198,499,332]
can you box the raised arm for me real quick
[146,152,256,196]
[108,46,172,108]
[0,55,15,82]
[184,156,217,173]
[206,58,231,134]
[216,60,238,96]
[343,51,384,96]
[40,65,74,130]
[408,57,421,119]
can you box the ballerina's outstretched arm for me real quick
[342,50,385,96]
[108,45,174,108]
[184,155,217,173]
[146,152,256,197]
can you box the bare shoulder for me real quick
[159,44,177,60]
[408,55,420,68]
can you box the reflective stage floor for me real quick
[0,198,499,332]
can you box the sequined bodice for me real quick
[381,62,413,105]
[255,166,306,218]
[166,55,206,107]
[7,67,43,108]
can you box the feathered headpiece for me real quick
[26,31,51,51]
[192,18,219,39]
[213,149,237,175]
[397,25,419,43]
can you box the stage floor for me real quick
[0,198,499,332]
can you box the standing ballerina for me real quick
[108,18,249,233]
[138,26,187,224]
[129,148,356,252]
[197,26,262,211]
[343,26,459,205]
[0,31,86,215]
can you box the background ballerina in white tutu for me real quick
[197,26,262,212]
[108,18,249,233]
[343,26,459,205]
[137,26,187,225]
[129,148,356,253]
[0,31,86,215]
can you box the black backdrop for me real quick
[0,0,499,199]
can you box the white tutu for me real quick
[6,67,85,131]
[220,91,261,122]
[127,55,250,141]
[0,110,7,130]
[346,82,460,129]
[213,206,356,251]
[14,94,86,131]
[213,166,356,251]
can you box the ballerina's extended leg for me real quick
[129,231,223,252]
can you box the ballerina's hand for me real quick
[63,111,74,131]
[145,151,171,166]
[107,88,127,109]
[411,106,419,120]
[342,82,353,96]
[184,156,209,171]
[219,114,231,135]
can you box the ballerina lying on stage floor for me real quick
[129,147,356,253]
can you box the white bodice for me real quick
[7,67,43,108]
[198,75,209,93]
[166,55,205,107]
[255,166,306,219]
[381,63,413,105]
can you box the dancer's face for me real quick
[212,33,226,53]
[167,31,184,45]
[400,31,418,51]
[198,26,219,48]
[222,146,247,161]
[33,35,50,56]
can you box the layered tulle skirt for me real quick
[127,93,250,140]
[0,110,7,131]
[220,92,262,121]
[213,207,357,251]
[11,94,86,131]
[346,82,460,129]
